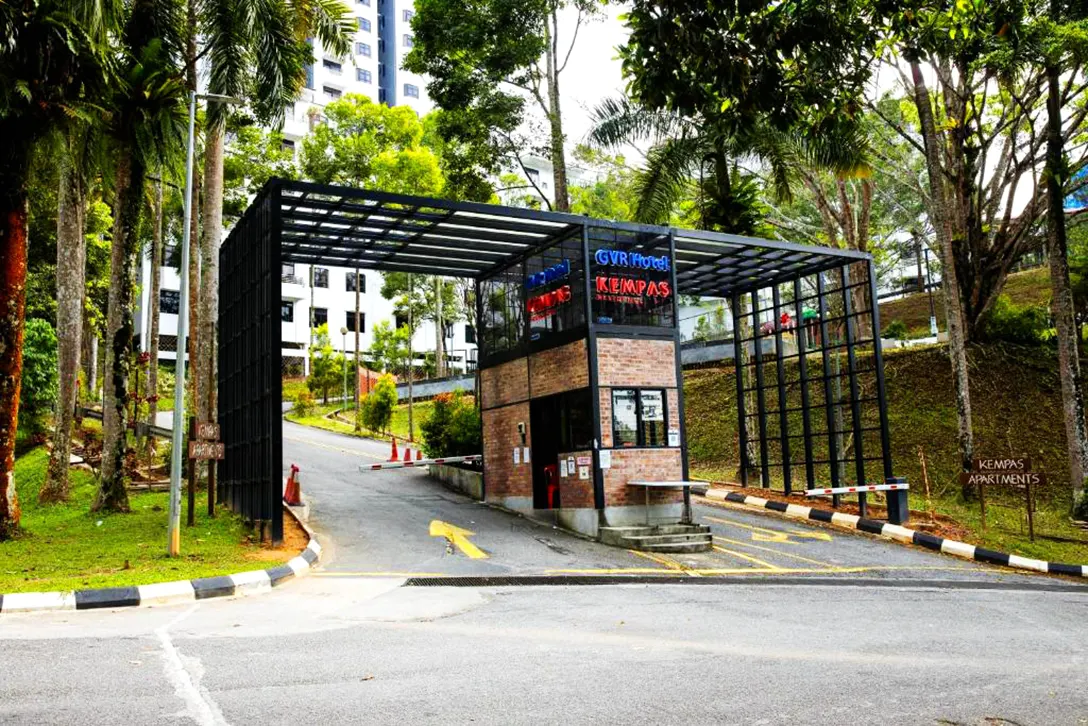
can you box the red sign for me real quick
[527,284,572,321]
[593,276,671,307]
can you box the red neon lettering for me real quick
[595,276,608,293]
[636,280,647,296]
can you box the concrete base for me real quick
[486,495,534,514]
[556,507,599,539]
[427,464,484,500]
[603,503,684,528]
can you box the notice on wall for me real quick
[599,450,611,469]
[560,460,568,478]
[567,456,576,474]
[578,465,590,480]
[523,447,531,463]
[576,455,592,466]
[513,447,520,465]
[668,429,680,447]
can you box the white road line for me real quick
[156,607,230,726]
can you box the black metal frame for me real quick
[219,179,904,543]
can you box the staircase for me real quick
[599,524,712,553]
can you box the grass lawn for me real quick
[0,447,299,594]
[284,400,432,443]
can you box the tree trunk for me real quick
[82,318,97,398]
[98,147,143,513]
[146,179,163,432]
[43,155,88,503]
[0,142,31,540]
[198,124,225,430]
[1044,35,1088,509]
[911,61,975,490]
[544,9,570,212]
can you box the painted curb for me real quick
[0,505,321,615]
[703,488,1088,579]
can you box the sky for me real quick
[554,3,631,144]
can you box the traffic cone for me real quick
[389,437,399,462]
[403,445,411,461]
[416,448,423,461]
[284,464,302,506]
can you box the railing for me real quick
[281,273,304,285]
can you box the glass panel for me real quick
[612,389,638,447]
[589,227,675,328]
[639,390,666,447]
[524,230,584,342]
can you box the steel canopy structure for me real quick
[219,179,900,543]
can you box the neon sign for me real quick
[527,284,572,321]
[526,259,571,290]
[593,276,671,307]
[593,248,670,272]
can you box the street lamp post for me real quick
[340,326,349,405]
[924,247,938,337]
[167,91,242,557]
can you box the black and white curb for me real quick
[0,527,321,615]
[704,488,1088,579]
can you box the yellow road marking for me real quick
[712,545,782,569]
[712,536,835,567]
[283,434,385,460]
[705,515,832,544]
[430,519,489,559]
[630,550,682,570]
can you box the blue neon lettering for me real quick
[593,248,670,271]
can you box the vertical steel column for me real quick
[794,278,815,490]
[668,232,691,521]
[731,293,750,487]
[840,265,867,518]
[750,290,770,488]
[867,259,907,523]
[771,285,792,494]
[817,272,841,507]
[269,184,284,544]
[582,223,605,512]
[475,277,486,501]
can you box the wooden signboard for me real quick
[188,440,225,461]
[196,422,220,441]
[961,456,1040,541]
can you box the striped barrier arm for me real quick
[805,483,909,497]
[362,454,482,471]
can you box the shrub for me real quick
[361,373,397,433]
[20,318,58,437]
[292,390,316,418]
[421,390,481,458]
[882,319,909,340]
[979,295,1049,345]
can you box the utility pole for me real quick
[354,269,361,432]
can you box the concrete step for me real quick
[623,533,714,547]
[638,541,714,554]
[599,524,713,553]
[600,524,710,538]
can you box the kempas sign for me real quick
[591,247,672,309]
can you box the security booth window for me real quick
[612,389,667,448]
[524,231,585,343]
[589,228,675,328]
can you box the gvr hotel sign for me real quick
[593,248,672,307]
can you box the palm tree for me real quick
[193,0,353,430]
[97,0,187,512]
[0,0,117,537]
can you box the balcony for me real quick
[282,273,306,301]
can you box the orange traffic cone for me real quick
[389,437,399,462]
[284,464,302,506]
[416,448,423,461]
[403,445,411,461]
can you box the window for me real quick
[403,34,413,48]
[403,83,419,98]
[322,85,341,100]
[589,228,675,328]
[312,307,328,327]
[344,311,365,333]
[394,313,408,331]
[402,9,414,21]
[357,17,371,31]
[281,138,295,151]
[356,42,371,56]
[313,267,328,288]
[378,87,387,104]
[346,272,366,292]
[322,58,342,74]
[357,68,372,83]
[304,63,314,90]
[525,167,540,182]
[357,0,370,5]
[281,301,294,323]
[160,289,180,315]
[611,389,667,448]
[465,324,476,344]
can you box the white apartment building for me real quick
[135,0,481,378]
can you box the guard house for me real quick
[218,180,906,545]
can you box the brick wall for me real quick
[529,340,588,399]
[596,338,677,388]
[480,357,528,411]
[482,402,532,499]
[557,450,595,508]
[603,448,683,507]
[599,387,613,448]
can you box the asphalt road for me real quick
[2,421,1086,724]
[283,421,1048,585]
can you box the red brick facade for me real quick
[480,358,528,409]
[603,448,684,506]
[557,450,594,508]
[596,338,677,388]
[482,403,532,500]
[529,340,589,399]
